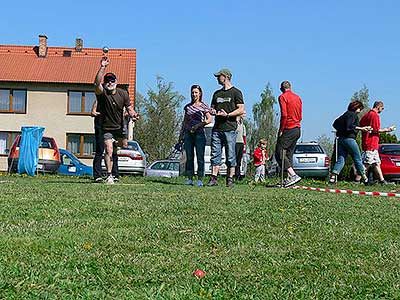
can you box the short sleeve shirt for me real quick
[360,109,380,150]
[97,88,130,131]
[211,87,244,132]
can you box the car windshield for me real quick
[17,136,55,149]
[127,141,139,151]
[380,144,400,155]
[295,144,324,154]
[65,151,79,161]
[152,161,169,170]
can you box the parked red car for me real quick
[379,143,400,182]
[8,135,60,174]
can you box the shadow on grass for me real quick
[45,179,93,184]
[146,178,182,185]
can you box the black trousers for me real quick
[275,127,301,171]
[93,127,118,179]
[235,142,244,178]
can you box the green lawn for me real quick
[1,174,400,299]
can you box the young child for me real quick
[253,139,268,182]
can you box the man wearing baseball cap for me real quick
[94,56,139,184]
[207,68,245,187]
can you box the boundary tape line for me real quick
[292,185,400,198]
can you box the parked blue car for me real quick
[58,149,93,176]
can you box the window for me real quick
[380,145,400,155]
[151,162,169,170]
[67,133,95,157]
[0,131,20,155]
[294,145,324,154]
[168,162,179,171]
[0,89,27,113]
[61,153,73,165]
[68,91,96,114]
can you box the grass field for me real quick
[1,174,400,299]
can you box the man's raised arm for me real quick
[94,56,109,95]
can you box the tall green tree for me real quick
[351,84,370,115]
[317,134,334,158]
[248,83,278,156]
[380,132,398,143]
[134,76,184,161]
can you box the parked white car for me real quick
[102,140,146,175]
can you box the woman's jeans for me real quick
[332,137,365,176]
[184,130,206,179]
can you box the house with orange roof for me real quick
[0,35,136,171]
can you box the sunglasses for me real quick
[105,79,116,83]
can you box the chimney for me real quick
[75,38,83,52]
[38,34,48,58]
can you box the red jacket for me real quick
[278,90,302,134]
[253,147,268,167]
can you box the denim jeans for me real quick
[184,130,206,179]
[332,137,365,176]
[210,130,237,168]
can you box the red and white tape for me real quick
[293,185,400,198]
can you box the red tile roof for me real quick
[0,45,136,103]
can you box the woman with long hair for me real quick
[329,100,371,184]
[179,85,212,186]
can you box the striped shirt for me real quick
[184,102,210,132]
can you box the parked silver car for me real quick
[292,142,330,178]
[102,140,146,175]
[145,159,180,177]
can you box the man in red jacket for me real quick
[356,100,395,185]
[275,81,302,187]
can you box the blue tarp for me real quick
[18,126,45,176]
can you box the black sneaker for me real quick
[94,177,103,183]
[226,177,234,188]
[207,176,218,187]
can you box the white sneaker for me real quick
[284,174,301,187]
[106,175,114,184]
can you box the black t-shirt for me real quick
[97,88,130,131]
[211,86,244,132]
[333,110,359,139]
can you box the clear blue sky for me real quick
[2,0,399,141]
